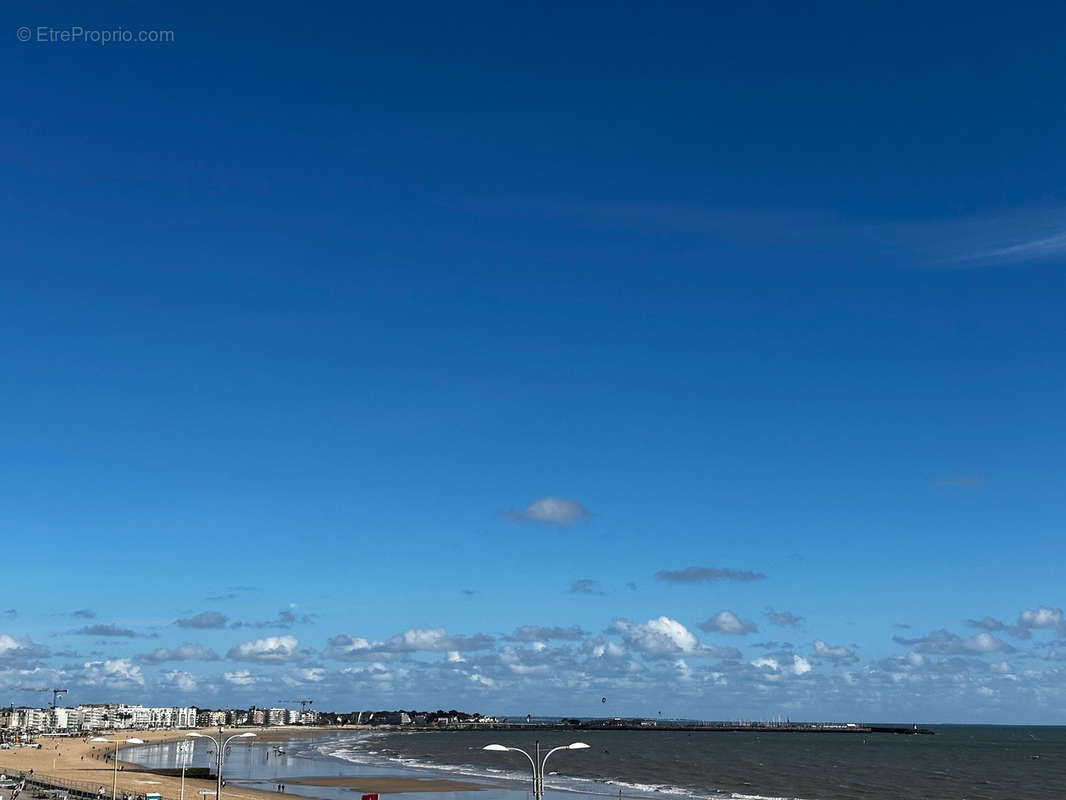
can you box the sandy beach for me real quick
[0,728,490,798]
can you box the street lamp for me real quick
[89,737,145,800]
[186,728,256,800]
[482,741,589,799]
[176,740,193,800]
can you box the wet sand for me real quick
[282,777,488,793]
[0,728,490,798]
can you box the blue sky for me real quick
[2,1,1065,723]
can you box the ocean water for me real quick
[129,726,1066,800]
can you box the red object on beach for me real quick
[361,795,378,800]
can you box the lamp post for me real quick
[89,737,145,800]
[186,728,256,800]
[176,740,193,800]
[482,741,589,799]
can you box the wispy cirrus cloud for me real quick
[961,231,1066,264]
[656,566,766,584]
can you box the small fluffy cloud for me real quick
[1018,607,1065,635]
[504,497,590,526]
[384,628,493,653]
[223,670,258,686]
[135,643,219,665]
[227,635,303,663]
[569,579,603,595]
[766,609,804,627]
[159,670,198,692]
[0,635,49,665]
[610,617,699,657]
[70,609,96,619]
[285,667,326,684]
[79,659,145,688]
[509,625,586,642]
[322,635,379,661]
[699,611,757,635]
[609,616,740,660]
[656,566,766,584]
[322,628,493,660]
[176,611,228,629]
[751,654,811,676]
[813,640,858,664]
[893,629,1014,655]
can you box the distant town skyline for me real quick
[3,2,1065,724]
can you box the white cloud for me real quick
[80,659,145,688]
[289,667,326,683]
[813,640,858,664]
[611,616,699,658]
[0,634,48,665]
[893,629,1014,655]
[136,643,219,664]
[505,497,590,525]
[1019,607,1065,635]
[223,670,257,686]
[510,625,585,642]
[750,655,811,676]
[607,616,742,660]
[160,670,198,692]
[765,609,804,627]
[323,628,492,659]
[590,640,626,659]
[700,611,757,635]
[227,635,302,663]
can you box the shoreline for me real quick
[0,727,498,798]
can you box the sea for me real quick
[127,725,1066,800]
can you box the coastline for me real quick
[0,728,497,798]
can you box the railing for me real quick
[5,771,181,800]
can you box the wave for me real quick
[307,734,808,800]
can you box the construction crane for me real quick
[18,688,68,708]
[280,699,313,713]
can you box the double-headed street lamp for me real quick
[89,736,145,800]
[482,741,589,799]
[186,728,256,800]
